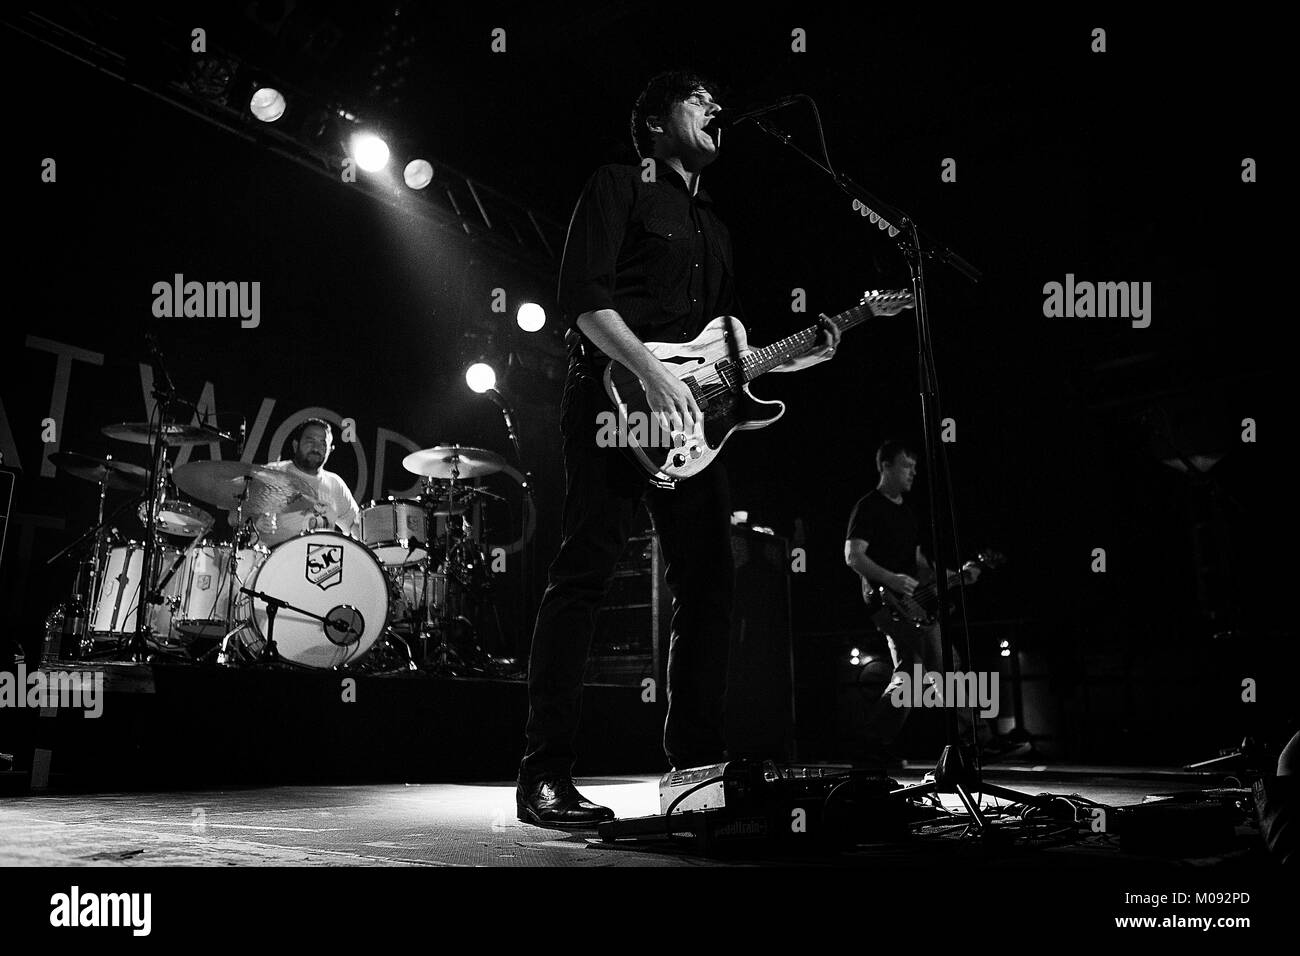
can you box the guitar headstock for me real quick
[860,289,915,317]
[972,549,1006,571]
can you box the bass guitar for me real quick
[864,549,1006,628]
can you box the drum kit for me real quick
[46,418,513,676]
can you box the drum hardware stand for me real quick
[133,335,237,662]
[46,488,144,660]
[417,469,471,675]
[238,586,366,666]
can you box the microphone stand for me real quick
[129,338,177,662]
[746,116,1049,827]
[486,387,536,653]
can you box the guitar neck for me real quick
[739,303,874,381]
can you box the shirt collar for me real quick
[659,161,714,205]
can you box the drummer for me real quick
[232,418,361,547]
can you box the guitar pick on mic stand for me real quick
[743,106,1052,827]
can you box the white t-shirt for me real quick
[232,460,361,548]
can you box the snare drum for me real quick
[138,499,212,537]
[90,541,182,637]
[359,498,428,566]
[240,531,389,668]
[173,543,269,639]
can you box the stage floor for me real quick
[0,764,1264,869]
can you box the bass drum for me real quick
[241,531,389,669]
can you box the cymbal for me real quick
[102,421,223,446]
[172,460,321,514]
[48,451,147,490]
[403,445,506,480]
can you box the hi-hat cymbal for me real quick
[102,421,223,446]
[403,445,506,480]
[172,460,321,514]
[47,451,148,490]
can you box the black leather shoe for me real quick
[516,777,615,829]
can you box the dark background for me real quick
[0,3,1288,761]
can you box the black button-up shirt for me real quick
[557,162,743,349]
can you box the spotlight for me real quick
[351,132,390,172]
[249,87,286,122]
[465,362,497,394]
[404,159,434,189]
[516,303,546,332]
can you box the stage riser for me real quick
[1,666,668,789]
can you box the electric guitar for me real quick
[864,549,1006,628]
[602,290,913,485]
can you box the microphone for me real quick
[709,95,801,130]
[145,333,176,398]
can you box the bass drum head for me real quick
[244,531,389,669]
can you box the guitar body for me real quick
[865,567,937,628]
[603,316,783,484]
[597,290,912,485]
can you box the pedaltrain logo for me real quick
[49,886,151,936]
[1043,274,1151,328]
[0,663,103,718]
[152,273,261,328]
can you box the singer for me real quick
[516,70,841,828]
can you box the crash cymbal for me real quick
[47,451,148,490]
[172,460,321,514]
[102,421,223,446]
[403,445,506,480]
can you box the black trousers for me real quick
[862,618,985,754]
[519,359,734,783]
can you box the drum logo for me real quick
[305,544,344,590]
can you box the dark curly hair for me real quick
[630,69,723,160]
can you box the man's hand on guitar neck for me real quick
[768,312,842,373]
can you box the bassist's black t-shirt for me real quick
[845,490,919,578]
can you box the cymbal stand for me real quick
[418,471,465,674]
[216,475,256,665]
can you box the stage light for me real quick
[249,87,286,122]
[351,132,390,172]
[517,303,546,332]
[404,159,434,190]
[465,362,497,394]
